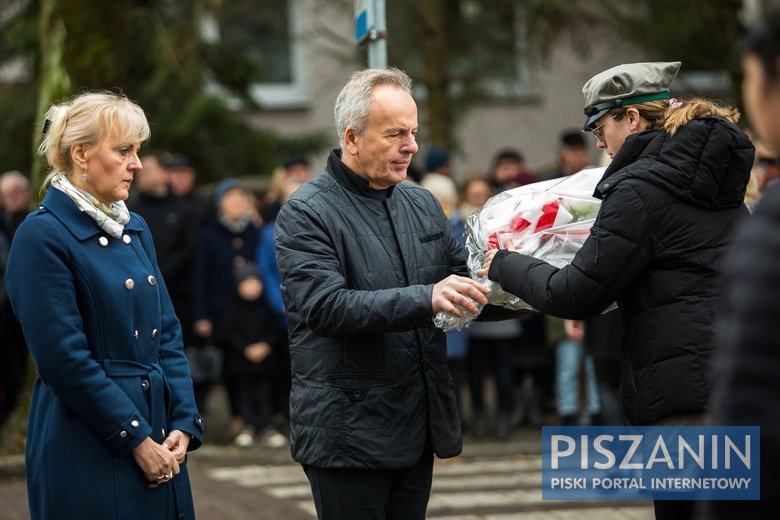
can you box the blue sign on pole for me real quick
[354,0,370,43]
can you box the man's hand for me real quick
[432,274,490,317]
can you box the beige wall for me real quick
[245,1,642,179]
[453,40,641,178]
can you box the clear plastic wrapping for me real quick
[435,167,607,331]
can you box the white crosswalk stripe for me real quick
[207,456,654,519]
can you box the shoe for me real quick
[259,429,287,448]
[233,430,255,448]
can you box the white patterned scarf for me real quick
[50,173,130,239]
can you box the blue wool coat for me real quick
[5,188,204,520]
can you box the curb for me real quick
[0,454,25,480]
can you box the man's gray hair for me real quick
[334,67,413,149]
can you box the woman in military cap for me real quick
[6,92,202,519]
[479,61,753,517]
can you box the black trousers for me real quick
[303,450,434,520]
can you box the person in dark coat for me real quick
[0,171,31,427]
[479,62,753,519]
[274,68,494,519]
[128,153,201,348]
[698,2,780,517]
[223,263,282,448]
[6,92,202,519]
[192,178,260,420]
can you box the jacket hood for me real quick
[597,118,754,209]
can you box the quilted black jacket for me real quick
[275,150,465,468]
[489,118,753,424]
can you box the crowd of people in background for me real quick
[0,127,621,446]
[3,115,778,449]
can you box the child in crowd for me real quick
[223,264,286,448]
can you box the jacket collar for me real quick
[326,149,396,199]
[594,130,664,199]
[41,187,144,240]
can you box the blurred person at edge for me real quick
[479,62,752,520]
[0,170,32,238]
[5,92,202,519]
[699,1,780,517]
[743,137,780,211]
[128,153,200,349]
[274,68,527,519]
[0,170,32,427]
[191,179,260,429]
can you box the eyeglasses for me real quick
[590,113,618,142]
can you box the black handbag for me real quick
[184,343,224,384]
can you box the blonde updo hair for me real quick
[613,98,740,136]
[38,92,150,188]
[663,98,740,135]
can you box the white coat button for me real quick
[120,430,128,438]
[151,329,158,340]
[131,420,139,428]
[147,275,157,286]
[125,279,135,290]
[133,330,139,340]
[122,234,131,244]
[98,236,109,247]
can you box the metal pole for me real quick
[367,0,387,69]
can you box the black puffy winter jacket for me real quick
[275,150,465,469]
[489,117,753,425]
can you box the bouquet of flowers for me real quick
[435,166,607,331]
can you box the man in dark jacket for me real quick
[274,68,490,519]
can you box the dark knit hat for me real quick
[425,147,451,173]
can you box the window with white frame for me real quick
[215,0,309,109]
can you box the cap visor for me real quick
[582,108,611,132]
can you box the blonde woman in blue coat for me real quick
[6,92,203,519]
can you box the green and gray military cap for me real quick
[581,61,682,131]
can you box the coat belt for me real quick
[100,359,167,443]
[101,359,190,517]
